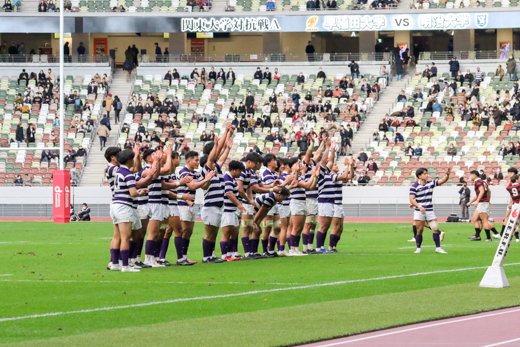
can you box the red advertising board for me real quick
[53,170,71,223]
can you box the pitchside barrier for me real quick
[480,203,520,289]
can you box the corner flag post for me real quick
[480,203,520,288]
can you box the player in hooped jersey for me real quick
[199,125,234,263]
[316,139,353,253]
[287,158,319,256]
[177,150,215,264]
[236,152,263,259]
[468,170,500,241]
[110,149,150,272]
[158,150,195,265]
[105,146,155,270]
[301,139,326,253]
[221,160,247,260]
[253,188,291,236]
[409,167,450,254]
[329,156,355,252]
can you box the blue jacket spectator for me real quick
[413,146,423,157]
[432,100,442,112]
[397,91,407,102]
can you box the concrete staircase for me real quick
[80,69,134,186]
[351,73,413,154]
[210,0,228,11]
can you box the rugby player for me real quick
[409,167,450,254]
[236,152,262,259]
[505,174,520,242]
[157,150,195,266]
[111,149,149,272]
[221,160,247,261]
[199,125,234,263]
[253,188,291,236]
[287,159,318,256]
[468,170,500,241]
[329,156,355,252]
[301,140,326,253]
[316,139,352,253]
[177,150,216,264]
[500,168,519,237]
[276,159,292,255]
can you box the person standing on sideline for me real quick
[458,183,470,220]
[305,41,315,62]
[467,170,501,241]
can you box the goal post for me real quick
[480,203,520,288]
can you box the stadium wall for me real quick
[0,186,508,219]
[0,64,111,78]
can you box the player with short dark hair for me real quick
[468,170,499,241]
[221,159,246,261]
[111,149,149,272]
[176,150,215,264]
[409,166,450,254]
[253,188,291,236]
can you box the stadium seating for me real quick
[0,73,107,186]
[410,0,515,8]
[105,69,386,184]
[228,0,397,11]
[362,71,519,186]
[68,0,212,12]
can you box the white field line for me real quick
[0,279,302,286]
[2,263,519,323]
[0,274,11,277]
[311,308,520,346]
[481,337,520,347]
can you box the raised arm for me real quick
[217,137,233,169]
[303,139,315,165]
[327,140,337,169]
[185,170,216,190]
[437,167,451,186]
[320,138,331,168]
[311,138,326,164]
[159,146,172,175]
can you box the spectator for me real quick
[507,54,517,81]
[358,171,370,185]
[103,93,113,116]
[366,158,378,172]
[226,68,236,85]
[78,203,91,221]
[77,146,86,157]
[96,123,110,149]
[449,56,459,78]
[254,67,262,83]
[494,64,505,82]
[479,169,486,180]
[447,143,457,156]
[3,0,13,11]
[413,145,423,157]
[429,62,437,81]
[77,42,86,56]
[296,72,305,84]
[14,175,23,186]
[26,123,35,143]
[15,122,24,146]
[48,0,57,11]
[305,41,315,62]
[38,0,47,11]
[494,168,504,181]
[348,60,360,78]
[397,90,407,103]
[357,149,368,162]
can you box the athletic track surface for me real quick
[301,306,520,346]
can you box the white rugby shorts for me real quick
[477,202,490,214]
[109,203,114,220]
[137,204,150,220]
[243,203,255,216]
[279,205,291,219]
[162,205,170,220]
[221,211,239,228]
[267,204,279,216]
[413,210,437,221]
[318,203,335,218]
[202,206,223,227]
[112,204,142,230]
[169,205,180,218]
[290,199,307,216]
[148,203,164,221]
[179,205,198,222]
[306,198,318,216]
[333,204,345,219]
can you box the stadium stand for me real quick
[0,71,109,186]
[99,66,388,185]
[227,0,397,11]
[360,67,520,186]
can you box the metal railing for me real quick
[418,50,503,61]
[140,52,394,64]
[0,54,111,64]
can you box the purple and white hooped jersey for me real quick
[223,172,239,213]
[105,163,118,196]
[255,192,277,210]
[290,174,307,201]
[280,171,291,206]
[177,166,202,207]
[318,165,337,204]
[305,159,319,199]
[168,172,178,207]
[135,166,149,206]
[160,174,170,205]
[201,163,224,208]
[332,174,345,205]
[112,165,137,208]
[237,168,257,205]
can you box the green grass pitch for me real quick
[3,221,520,346]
